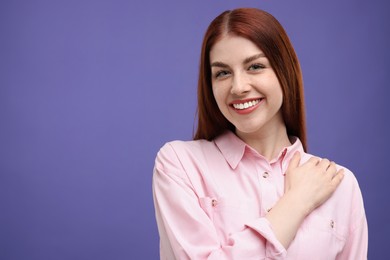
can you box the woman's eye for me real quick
[248,63,265,71]
[215,70,230,78]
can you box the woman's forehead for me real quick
[210,35,265,63]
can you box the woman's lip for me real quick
[229,98,263,115]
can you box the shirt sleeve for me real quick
[336,174,368,260]
[152,143,287,260]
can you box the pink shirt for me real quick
[153,131,368,259]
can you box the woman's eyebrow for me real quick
[243,53,265,65]
[210,61,229,68]
[210,53,266,68]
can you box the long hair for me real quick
[194,8,307,151]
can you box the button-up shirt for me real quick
[153,131,368,259]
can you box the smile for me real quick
[231,98,262,110]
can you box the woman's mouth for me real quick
[230,98,263,114]
[232,99,262,110]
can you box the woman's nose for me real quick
[230,74,250,95]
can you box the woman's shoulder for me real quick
[158,138,215,157]
[153,138,228,188]
[154,138,218,171]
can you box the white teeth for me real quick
[233,99,260,110]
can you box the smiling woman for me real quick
[152,8,367,260]
[210,36,285,155]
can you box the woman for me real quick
[153,8,367,259]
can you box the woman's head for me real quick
[194,8,307,151]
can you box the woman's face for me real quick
[210,35,285,138]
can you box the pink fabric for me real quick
[153,131,368,259]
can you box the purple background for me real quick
[0,0,388,259]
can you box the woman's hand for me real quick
[284,152,345,215]
[265,152,344,249]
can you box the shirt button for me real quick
[262,172,269,178]
[212,199,218,207]
[330,220,335,228]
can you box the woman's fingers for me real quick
[287,152,301,172]
[285,152,301,192]
[317,158,330,170]
[317,159,341,180]
[327,161,337,177]
[306,156,321,166]
[331,169,345,184]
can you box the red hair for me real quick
[193,8,307,151]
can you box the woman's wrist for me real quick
[283,190,313,218]
[265,191,312,248]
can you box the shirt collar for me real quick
[214,131,247,169]
[214,131,305,169]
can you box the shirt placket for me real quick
[256,160,279,216]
